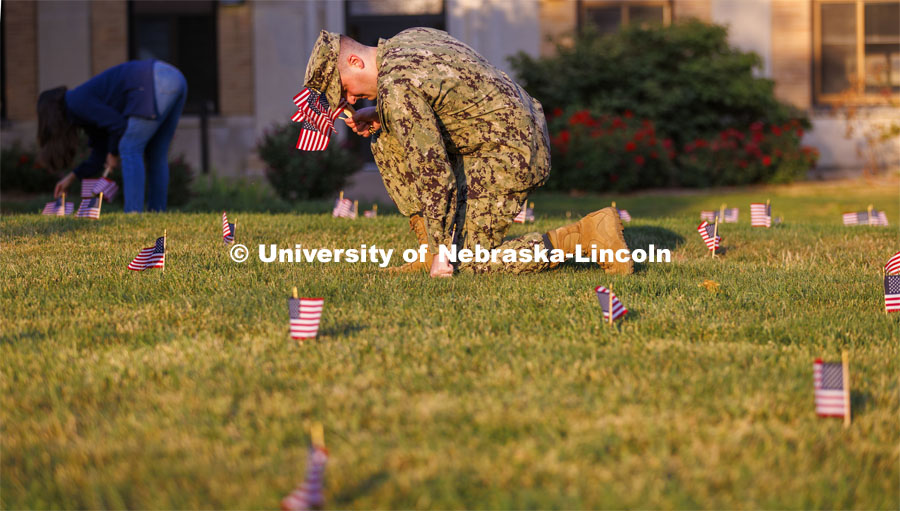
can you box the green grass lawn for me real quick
[2,178,898,509]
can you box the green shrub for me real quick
[675,121,819,187]
[0,144,63,193]
[257,123,362,202]
[510,20,807,147]
[549,109,675,192]
[183,177,290,212]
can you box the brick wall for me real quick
[4,1,38,121]
[771,0,812,109]
[90,1,127,76]
[673,0,711,22]
[218,3,254,116]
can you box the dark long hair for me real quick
[37,86,79,171]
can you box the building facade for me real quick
[2,0,898,180]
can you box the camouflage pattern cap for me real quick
[304,30,342,109]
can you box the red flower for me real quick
[569,110,594,127]
[611,118,625,130]
[624,110,634,119]
[750,121,763,132]
[19,154,29,165]
[738,160,749,169]
[625,141,637,152]
[634,155,645,166]
[552,107,563,118]
[610,174,619,183]
[762,155,772,166]
[650,151,659,159]
[771,126,782,136]
[662,138,674,149]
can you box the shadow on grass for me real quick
[320,322,367,338]
[850,390,872,416]
[332,471,390,506]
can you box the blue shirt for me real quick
[65,60,158,177]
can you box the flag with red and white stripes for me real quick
[332,198,355,218]
[697,221,720,252]
[885,275,900,313]
[594,286,627,321]
[513,201,527,223]
[127,236,166,271]
[618,209,632,222]
[291,88,343,151]
[289,297,324,340]
[93,177,118,202]
[750,203,771,227]
[81,178,99,198]
[41,197,74,216]
[281,446,328,511]
[363,208,377,218]
[814,359,847,418]
[76,196,101,219]
[885,251,900,276]
[222,211,235,244]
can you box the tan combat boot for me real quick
[546,207,633,274]
[385,213,434,273]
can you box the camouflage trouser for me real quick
[371,130,552,275]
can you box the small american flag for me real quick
[93,177,118,202]
[525,204,535,222]
[750,203,771,227]
[81,178,99,198]
[281,446,328,511]
[289,297,324,340]
[76,196,101,219]
[700,211,716,222]
[885,275,900,313]
[723,208,738,223]
[128,236,166,271]
[877,211,889,226]
[41,197,74,216]
[363,208,377,218]
[885,251,900,276]
[513,201,527,223]
[814,359,848,418]
[697,221,720,252]
[618,209,632,222]
[291,88,343,151]
[222,211,235,244]
[332,198,355,218]
[594,286,627,321]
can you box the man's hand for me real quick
[53,172,76,198]
[106,153,120,170]
[429,249,453,278]
[342,106,381,137]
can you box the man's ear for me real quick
[347,54,365,70]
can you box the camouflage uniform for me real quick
[371,28,552,274]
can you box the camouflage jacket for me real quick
[375,28,550,248]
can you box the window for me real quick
[579,1,669,35]
[815,0,900,103]
[128,0,218,114]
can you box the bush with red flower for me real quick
[547,108,675,192]
[676,119,818,186]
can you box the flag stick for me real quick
[884,267,888,314]
[842,350,851,428]
[292,286,298,299]
[373,204,378,214]
[867,204,873,224]
[233,220,237,242]
[341,103,356,119]
[608,288,614,326]
[711,216,719,258]
[60,192,66,215]
[339,190,344,202]
[98,192,104,216]
[720,203,726,221]
[530,201,534,209]
[311,422,325,449]
[163,229,167,273]
[102,164,112,178]
[353,200,358,217]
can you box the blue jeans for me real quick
[119,61,187,212]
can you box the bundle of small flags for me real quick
[700,208,738,223]
[81,177,118,202]
[289,292,324,340]
[697,221,720,252]
[222,211,235,244]
[363,204,378,218]
[594,285,627,323]
[128,235,166,271]
[813,355,850,422]
[885,252,900,313]
[617,209,631,222]
[842,210,889,226]
[291,87,344,151]
[750,202,771,227]
[76,195,102,219]
[41,196,74,216]
[332,197,356,219]
[281,445,328,511]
